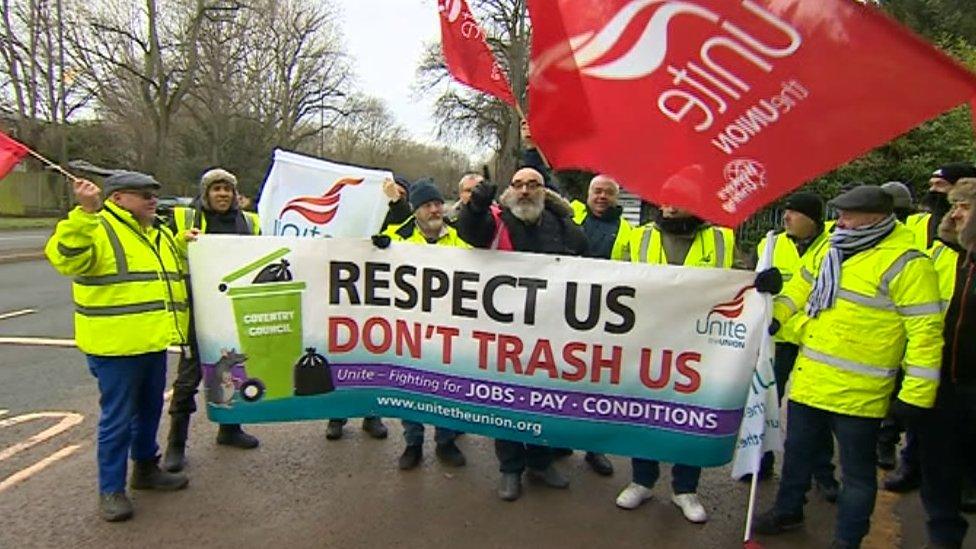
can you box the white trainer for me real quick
[671,493,708,523]
[615,482,653,509]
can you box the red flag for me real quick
[526,1,976,226]
[0,130,29,180]
[438,0,517,106]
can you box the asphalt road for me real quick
[0,258,967,549]
[0,229,52,255]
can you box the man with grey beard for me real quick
[457,166,587,501]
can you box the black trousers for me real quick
[495,440,552,474]
[916,383,975,546]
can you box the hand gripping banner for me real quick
[189,235,767,466]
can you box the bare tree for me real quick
[417,0,527,184]
[326,95,407,166]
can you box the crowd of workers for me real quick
[41,135,976,548]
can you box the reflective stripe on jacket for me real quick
[756,230,829,342]
[625,223,734,268]
[772,224,943,417]
[45,202,190,356]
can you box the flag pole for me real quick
[23,147,81,183]
[513,103,553,169]
[744,468,760,544]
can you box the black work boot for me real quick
[877,441,897,470]
[99,492,134,522]
[398,444,423,470]
[883,464,920,493]
[131,458,189,491]
[216,424,259,449]
[362,417,388,439]
[325,420,345,440]
[584,452,614,476]
[162,415,190,472]
[435,441,466,467]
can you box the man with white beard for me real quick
[457,166,588,501]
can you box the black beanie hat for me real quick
[932,162,976,185]
[408,178,443,211]
[783,191,825,225]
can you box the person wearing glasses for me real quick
[45,172,191,522]
[161,168,261,473]
[457,166,588,501]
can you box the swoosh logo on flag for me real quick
[707,285,753,319]
[279,177,364,225]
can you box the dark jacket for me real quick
[581,205,624,259]
[458,191,588,257]
[943,251,976,387]
[381,198,412,232]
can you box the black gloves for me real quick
[371,234,391,249]
[754,268,783,295]
[768,319,781,336]
[469,181,497,213]
[890,399,928,425]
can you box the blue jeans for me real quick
[87,352,168,494]
[401,420,457,446]
[775,400,880,546]
[631,458,701,494]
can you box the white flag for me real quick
[257,149,392,238]
[731,230,784,479]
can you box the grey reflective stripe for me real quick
[895,302,943,316]
[931,245,947,262]
[941,300,950,312]
[800,267,814,283]
[905,365,940,381]
[713,228,725,267]
[167,301,189,311]
[639,229,653,262]
[57,242,89,257]
[98,217,128,276]
[243,214,254,234]
[183,208,195,232]
[75,271,161,286]
[836,289,893,310]
[775,295,798,314]
[801,347,899,378]
[879,250,926,296]
[75,300,166,317]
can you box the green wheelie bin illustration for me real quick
[219,247,306,401]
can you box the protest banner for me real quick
[257,149,392,238]
[189,235,766,466]
[526,0,976,226]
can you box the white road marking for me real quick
[0,337,183,354]
[0,235,47,242]
[0,444,82,493]
[0,412,85,462]
[0,309,36,321]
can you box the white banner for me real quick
[257,149,391,238]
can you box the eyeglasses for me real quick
[122,190,159,200]
[510,181,543,191]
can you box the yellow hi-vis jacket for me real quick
[901,212,958,312]
[570,200,633,260]
[171,206,260,258]
[905,212,931,249]
[624,223,735,268]
[45,202,190,356]
[387,217,471,248]
[756,230,830,342]
[773,223,943,417]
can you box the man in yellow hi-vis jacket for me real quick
[754,185,944,548]
[45,173,191,522]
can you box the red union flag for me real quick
[439,0,517,106]
[0,130,29,180]
[526,0,976,225]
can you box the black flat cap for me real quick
[102,171,162,195]
[828,184,893,214]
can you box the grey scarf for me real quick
[806,214,897,318]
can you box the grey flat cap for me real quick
[880,181,913,209]
[829,184,893,214]
[102,171,162,195]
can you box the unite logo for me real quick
[695,285,753,349]
[532,0,802,133]
[275,177,363,236]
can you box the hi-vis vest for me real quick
[905,212,931,249]
[625,223,735,268]
[173,207,259,236]
[570,200,632,260]
[773,224,943,418]
[45,202,190,356]
[900,212,957,312]
[387,217,471,248]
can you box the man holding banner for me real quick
[384,179,471,470]
[754,185,943,548]
[615,204,735,524]
[458,167,587,501]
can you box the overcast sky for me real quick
[336,0,445,146]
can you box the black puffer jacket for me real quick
[944,251,976,387]
[458,190,588,257]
